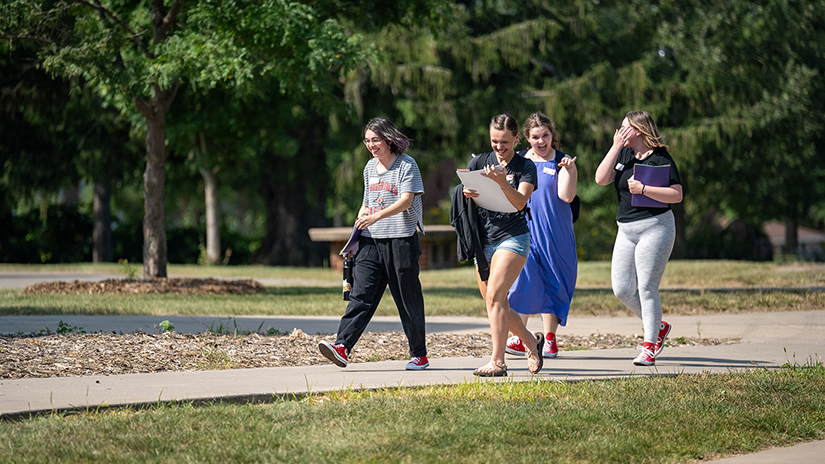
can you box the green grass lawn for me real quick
[2,261,824,317]
[2,260,824,288]
[1,366,823,463]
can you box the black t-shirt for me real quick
[467,152,538,244]
[613,147,681,223]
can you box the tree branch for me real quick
[163,1,182,37]
[0,34,55,45]
[71,0,155,59]
[134,97,153,119]
[152,0,181,45]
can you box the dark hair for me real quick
[490,113,519,137]
[625,110,668,149]
[523,112,561,150]
[363,118,412,154]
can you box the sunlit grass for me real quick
[3,286,824,318]
[2,260,823,288]
[1,366,823,463]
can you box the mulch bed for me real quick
[22,278,266,295]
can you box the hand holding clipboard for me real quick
[631,164,670,208]
[456,168,518,213]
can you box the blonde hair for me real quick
[523,112,561,150]
[626,110,668,149]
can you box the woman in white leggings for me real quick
[595,110,683,366]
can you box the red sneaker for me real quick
[405,356,429,370]
[654,321,672,358]
[543,334,558,358]
[319,340,348,367]
[633,347,655,366]
[505,335,526,356]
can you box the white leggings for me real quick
[611,211,675,345]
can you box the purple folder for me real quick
[631,164,670,208]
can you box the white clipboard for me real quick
[456,169,517,213]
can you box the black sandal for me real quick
[527,332,544,374]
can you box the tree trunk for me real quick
[783,217,798,256]
[132,0,180,279]
[200,166,221,265]
[142,108,168,278]
[136,83,178,279]
[92,178,112,263]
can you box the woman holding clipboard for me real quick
[595,110,683,366]
[462,113,544,377]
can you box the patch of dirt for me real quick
[0,329,739,380]
[23,278,266,295]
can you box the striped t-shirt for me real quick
[361,153,424,239]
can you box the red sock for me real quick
[643,342,654,351]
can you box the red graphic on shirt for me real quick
[369,182,398,195]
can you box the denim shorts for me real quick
[475,233,530,266]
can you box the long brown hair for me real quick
[625,110,668,149]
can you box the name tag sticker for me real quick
[615,163,625,171]
[369,177,379,184]
[543,167,556,175]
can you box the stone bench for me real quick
[308,225,457,272]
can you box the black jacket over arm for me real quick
[449,184,489,281]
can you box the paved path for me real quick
[1,270,823,462]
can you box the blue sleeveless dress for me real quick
[508,150,578,325]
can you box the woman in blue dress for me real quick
[506,112,578,359]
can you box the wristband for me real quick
[642,185,647,195]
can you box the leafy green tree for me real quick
[658,0,825,255]
[0,40,141,263]
[2,0,368,274]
